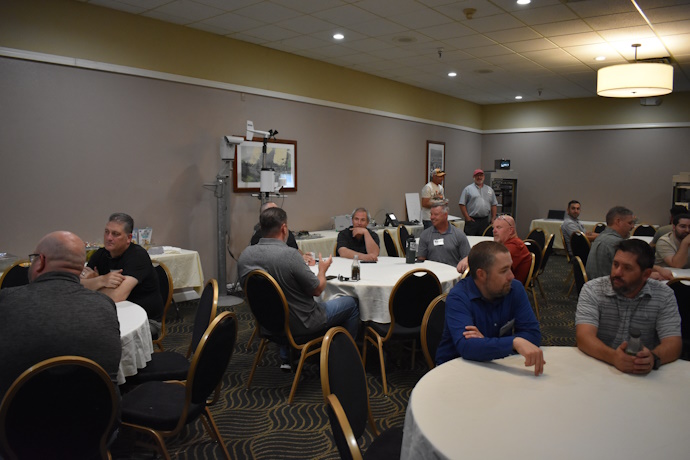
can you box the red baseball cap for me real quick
[473,169,484,176]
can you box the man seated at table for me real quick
[561,200,598,256]
[576,239,681,374]
[0,231,121,397]
[417,204,471,273]
[586,206,672,281]
[251,201,315,265]
[435,241,544,375]
[651,204,688,246]
[239,206,360,368]
[81,212,163,336]
[654,213,690,269]
[493,214,532,285]
[336,207,380,262]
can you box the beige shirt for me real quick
[421,181,444,221]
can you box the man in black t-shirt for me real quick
[82,213,163,333]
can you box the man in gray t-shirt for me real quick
[417,204,471,273]
[576,239,681,374]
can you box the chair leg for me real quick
[566,279,575,298]
[375,335,388,396]
[201,408,231,460]
[246,339,268,389]
[531,284,540,320]
[288,348,308,405]
[122,423,171,460]
[246,324,258,349]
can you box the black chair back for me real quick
[482,224,493,237]
[397,225,410,256]
[245,270,287,336]
[152,261,174,349]
[421,294,447,369]
[188,279,218,358]
[668,278,690,360]
[594,223,606,233]
[570,231,591,265]
[572,256,588,295]
[188,312,238,405]
[633,224,656,236]
[539,234,555,275]
[383,229,398,257]
[523,239,543,275]
[0,356,118,460]
[559,226,571,262]
[526,228,546,250]
[0,261,29,290]
[320,327,370,440]
[391,269,442,329]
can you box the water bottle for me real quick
[351,255,360,281]
[625,328,642,355]
[406,236,417,264]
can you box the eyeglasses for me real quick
[495,215,514,227]
[28,253,41,263]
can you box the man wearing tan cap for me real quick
[459,169,497,236]
[421,168,448,229]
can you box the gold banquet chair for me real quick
[421,293,448,370]
[0,356,119,460]
[151,260,174,351]
[0,260,30,290]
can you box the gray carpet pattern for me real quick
[112,253,577,459]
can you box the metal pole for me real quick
[216,161,231,293]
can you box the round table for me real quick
[311,256,463,323]
[116,300,154,384]
[401,346,690,460]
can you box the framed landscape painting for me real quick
[426,141,445,182]
[234,138,297,192]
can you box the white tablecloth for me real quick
[150,248,204,299]
[401,346,690,460]
[529,218,600,250]
[672,268,690,278]
[310,256,462,323]
[116,300,153,384]
[297,225,425,258]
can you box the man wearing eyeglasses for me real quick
[493,215,532,285]
[0,231,121,397]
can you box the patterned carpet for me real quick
[112,253,577,459]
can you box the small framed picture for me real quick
[426,141,445,182]
[234,138,297,192]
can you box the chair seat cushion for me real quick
[364,426,403,460]
[121,381,204,431]
[369,322,421,339]
[126,351,189,384]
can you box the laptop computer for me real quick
[547,209,565,220]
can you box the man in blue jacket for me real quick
[435,241,545,375]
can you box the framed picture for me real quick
[234,138,297,192]
[426,141,445,182]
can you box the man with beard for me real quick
[576,239,681,374]
[435,241,544,375]
[655,213,690,269]
[336,207,380,262]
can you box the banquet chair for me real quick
[397,225,410,256]
[525,227,546,250]
[521,249,539,320]
[152,260,174,351]
[244,269,327,404]
[321,327,403,460]
[421,293,447,370]
[572,256,588,296]
[632,223,656,237]
[125,278,218,384]
[482,224,493,237]
[0,356,118,460]
[570,231,591,266]
[362,269,441,395]
[383,229,399,257]
[594,223,607,233]
[532,233,554,302]
[121,311,237,460]
[0,260,30,290]
[667,278,690,360]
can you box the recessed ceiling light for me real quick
[517,0,531,5]
[448,72,457,77]
[333,33,344,40]
[515,95,523,100]
[595,56,606,61]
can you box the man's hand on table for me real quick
[613,342,654,374]
[81,266,125,289]
[457,257,468,274]
[513,337,545,376]
[359,253,378,262]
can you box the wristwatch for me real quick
[652,352,661,370]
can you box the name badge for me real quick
[433,238,444,246]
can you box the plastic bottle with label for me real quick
[351,255,360,281]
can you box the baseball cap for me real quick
[473,169,484,176]
[432,168,446,177]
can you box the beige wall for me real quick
[1,0,689,284]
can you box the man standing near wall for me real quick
[459,169,497,236]
[421,168,448,229]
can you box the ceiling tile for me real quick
[662,33,690,55]
[550,32,606,48]
[241,24,301,42]
[512,4,579,25]
[199,12,266,32]
[461,13,526,33]
[312,4,381,26]
[531,19,594,37]
[485,27,542,43]
[233,1,303,23]
[505,38,559,53]
[269,0,344,14]
[585,12,648,31]
[464,44,514,58]
[276,15,336,34]
[644,4,690,22]
[653,19,690,35]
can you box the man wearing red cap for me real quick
[459,169,497,236]
[421,168,448,229]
